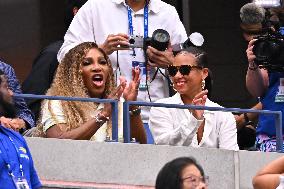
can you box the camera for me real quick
[128,29,170,51]
[253,28,284,71]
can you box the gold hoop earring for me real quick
[170,79,177,92]
[79,70,82,74]
[201,80,205,90]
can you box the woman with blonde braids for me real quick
[37,42,146,143]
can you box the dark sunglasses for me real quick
[167,65,203,77]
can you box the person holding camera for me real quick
[246,38,284,152]
[57,0,187,143]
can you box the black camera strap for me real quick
[150,67,175,97]
[144,53,152,102]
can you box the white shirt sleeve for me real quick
[276,175,284,189]
[41,100,67,133]
[149,106,200,146]
[168,6,188,45]
[218,112,239,151]
[57,0,96,62]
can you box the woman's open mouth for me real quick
[92,74,104,87]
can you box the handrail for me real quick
[13,94,119,142]
[123,101,283,152]
[12,93,283,152]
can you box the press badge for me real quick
[275,78,284,102]
[132,61,147,90]
[12,177,30,189]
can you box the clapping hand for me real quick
[191,90,208,120]
[101,79,127,117]
[101,67,140,117]
[123,67,141,101]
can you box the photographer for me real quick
[246,38,284,152]
[57,0,188,143]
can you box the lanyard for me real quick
[0,131,24,178]
[127,3,149,38]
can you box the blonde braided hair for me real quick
[35,42,115,138]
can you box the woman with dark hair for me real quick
[156,157,208,189]
[149,47,238,150]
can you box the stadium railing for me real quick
[14,94,283,152]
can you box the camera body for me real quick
[129,35,144,49]
[253,30,284,71]
[128,29,170,51]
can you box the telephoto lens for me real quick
[144,29,170,51]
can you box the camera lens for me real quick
[253,37,282,65]
[129,38,135,44]
[153,32,168,43]
[151,29,170,51]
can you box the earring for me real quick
[201,80,205,90]
[79,70,82,74]
[170,79,177,92]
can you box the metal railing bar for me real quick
[126,101,280,115]
[124,101,283,152]
[14,94,116,103]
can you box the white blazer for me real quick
[149,93,239,151]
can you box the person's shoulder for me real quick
[82,0,116,12]
[0,60,13,70]
[152,0,177,12]
[43,100,62,109]
[0,126,25,141]
[90,0,112,6]
[0,61,16,77]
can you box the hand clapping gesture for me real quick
[191,90,208,120]
[123,67,140,101]
[102,67,140,117]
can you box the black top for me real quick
[22,40,63,122]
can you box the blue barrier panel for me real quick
[13,94,119,142]
[123,101,283,152]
